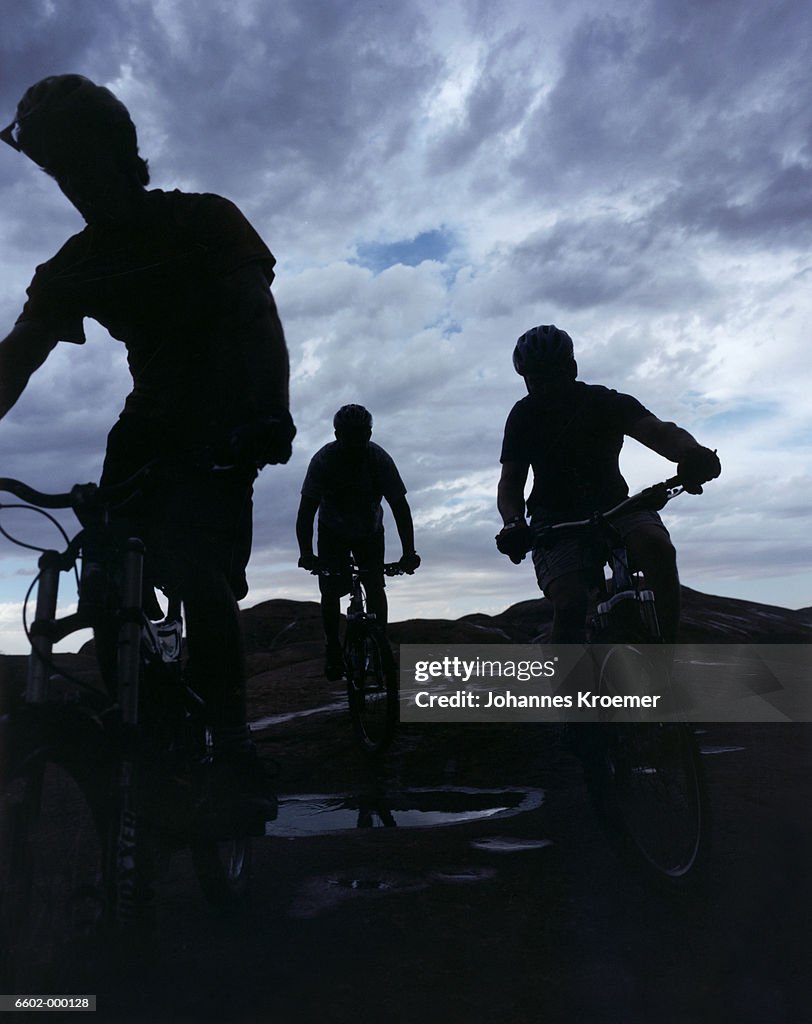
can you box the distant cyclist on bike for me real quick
[0,75,294,812]
[496,325,720,643]
[296,404,420,679]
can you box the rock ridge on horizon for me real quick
[239,584,812,653]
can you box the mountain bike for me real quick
[0,462,261,990]
[535,475,711,888]
[312,562,404,756]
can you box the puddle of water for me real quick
[289,869,427,918]
[431,867,498,883]
[251,700,345,729]
[700,745,746,755]
[268,786,544,838]
[288,864,502,918]
[471,836,554,854]
[328,876,395,892]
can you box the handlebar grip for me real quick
[0,478,73,509]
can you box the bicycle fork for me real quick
[25,551,63,704]
[110,539,146,929]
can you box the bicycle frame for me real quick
[316,560,404,623]
[1,469,254,955]
[25,533,158,721]
[591,526,661,641]
[534,475,685,642]
[311,560,403,755]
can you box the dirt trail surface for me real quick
[2,594,811,1023]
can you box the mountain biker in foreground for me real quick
[496,325,720,644]
[0,75,295,819]
[296,404,420,679]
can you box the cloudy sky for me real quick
[1,0,810,653]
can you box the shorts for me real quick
[531,509,670,596]
[316,524,385,598]
[100,415,255,600]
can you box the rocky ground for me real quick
[1,589,810,1023]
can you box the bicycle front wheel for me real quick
[586,719,710,887]
[0,718,109,991]
[345,626,398,756]
[184,722,253,909]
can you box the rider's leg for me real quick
[320,590,342,651]
[364,581,388,630]
[354,531,387,629]
[316,525,351,678]
[624,523,680,643]
[181,561,248,733]
[546,571,591,643]
[318,586,346,680]
[532,531,596,642]
[156,464,263,760]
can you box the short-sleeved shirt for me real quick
[301,441,407,540]
[500,382,651,523]
[16,188,276,441]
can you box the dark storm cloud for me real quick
[0,1,147,128]
[510,213,715,311]
[511,0,812,239]
[121,1,441,232]
[655,162,812,246]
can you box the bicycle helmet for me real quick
[512,324,575,377]
[333,404,373,433]
[1,74,149,185]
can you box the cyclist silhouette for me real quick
[296,404,420,679]
[0,75,294,810]
[496,325,720,644]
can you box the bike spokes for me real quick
[346,630,398,756]
[590,723,710,885]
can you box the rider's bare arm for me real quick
[497,461,530,524]
[295,495,319,559]
[389,494,416,557]
[627,414,702,463]
[216,263,290,417]
[0,321,58,420]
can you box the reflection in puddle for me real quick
[431,867,498,883]
[269,787,544,837]
[700,745,746,755]
[289,864,502,918]
[251,701,346,729]
[471,837,554,853]
[289,869,428,918]
[329,876,396,892]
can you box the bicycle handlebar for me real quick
[310,562,408,578]
[533,474,685,547]
[0,449,245,519]
[0,478,74,509]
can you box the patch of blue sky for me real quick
[684,389,721,411]
[704,401,780,430]
[773,426,812,448]
[354,228,455,274]
[423,312,462,338]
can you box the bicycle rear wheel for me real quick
[345,625,398,756]
[586,719,710,887]
[0,715,109,990]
